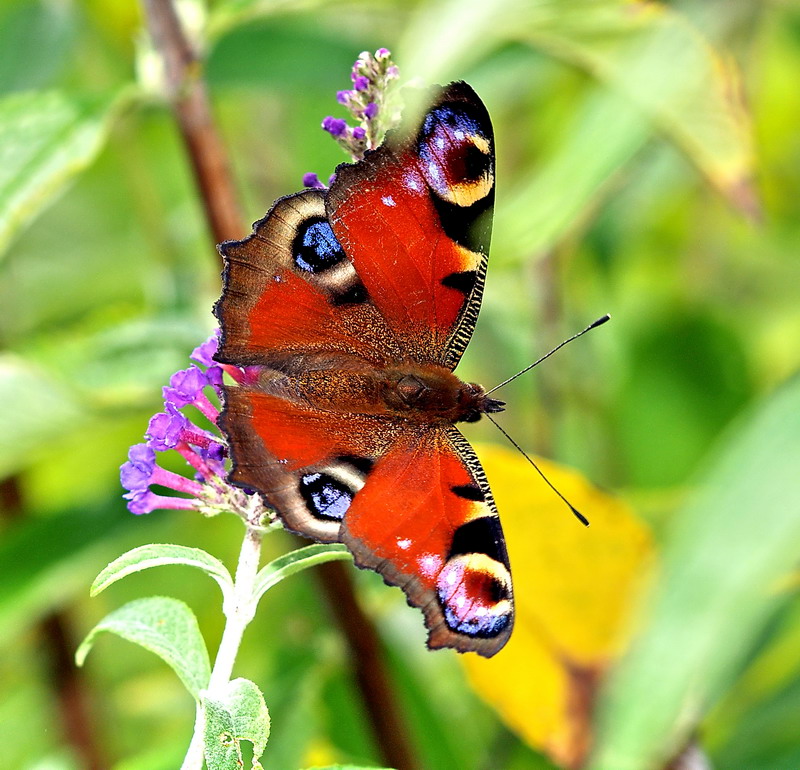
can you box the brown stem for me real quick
[0,478,107,770]
[142,0,243,248]
[316,559,419,770]
[40,613,107,770]
[141,2,418,765]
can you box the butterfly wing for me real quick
[327,81,495,369]
[222,382,512,655]
[343,426,513,657]
[216,82,494,372]
[214,188,401,370]
[220,381,402,542]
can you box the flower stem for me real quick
[180,524,264,769]
[210,525,263,689]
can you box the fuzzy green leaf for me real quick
[91,544,233,601]
[203,678,270,770]
[252,543,351,606]
[76,596,210,699]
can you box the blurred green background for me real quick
[1,1,799,768]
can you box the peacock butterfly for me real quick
[213,82,513,657]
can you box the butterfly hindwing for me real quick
[222,377,513,656]
[221,379,402,541]
[327,81,495,369]
[342,426,513,656]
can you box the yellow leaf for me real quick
[462,444,654,768]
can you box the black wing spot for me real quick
[461,141,492,183]
[451,483,484,501]
[449,516,509,566]
[331,282,369,305]
[441,270,477,296]
[299,472,352,521]
[431,192,494,254]
[336,455,375,475]
[293,218,346,273]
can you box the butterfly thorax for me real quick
[257,359,504,425]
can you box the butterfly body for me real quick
[257,357,503,424]
[215,82,514,656]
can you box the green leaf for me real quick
[207,0,332,40]
[252,543,351,606]
[256,653,328,769]
[495,87,649,262]
[0,89,126,257]
[589,377,800,770]
[521,3,754,210]
[76,596,211,699]
[203,678,271,770]
[0,1,77,94]
[0,315,209,477]
[91,544,233,601]
[23,314,212,408]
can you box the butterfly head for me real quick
[458,382,505,423]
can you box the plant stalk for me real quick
[209,525,263,690]
[141,0,243,248]
[181,524,264,769]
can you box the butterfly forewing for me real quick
[215,190,399,368]
[327,81,495,369]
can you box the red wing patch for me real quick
[342,426,513,657]
[215,190,400,368]
[221,384,402,542]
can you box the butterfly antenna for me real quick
[485,412,589,527]
[485,314,611,396]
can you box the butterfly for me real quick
[214,82,513,657]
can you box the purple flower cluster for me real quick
[304,47,400,187]
[120,330,266,522]
[302,172,337,190]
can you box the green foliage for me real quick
[590,376,800,769]
[77,536,351,764]
[0,353,84,476]
[0,503,129,644]
[202,678,270,769]
[0,89,124,257]
[92,544,234,600]
[77,596,212,699]
[308,766,395,770]
[252,543,351,604]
